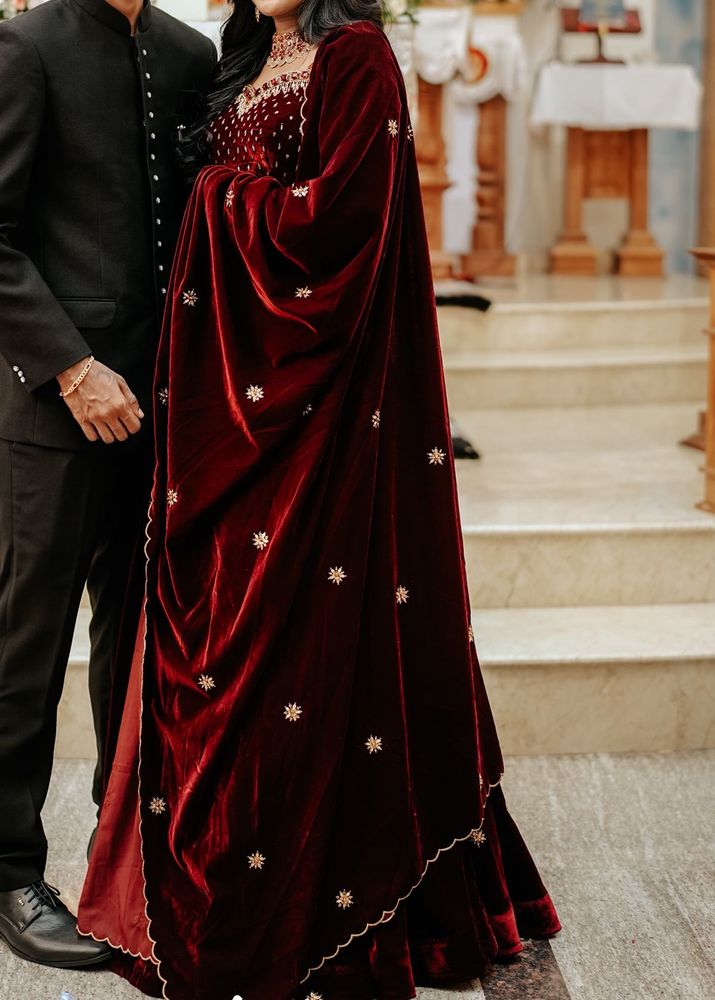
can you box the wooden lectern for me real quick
[550,2,665,277]
[552,124,664,277]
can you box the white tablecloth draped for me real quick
[531,63,702,131]
[413,7,471,85]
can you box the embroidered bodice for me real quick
[209,70,311,184]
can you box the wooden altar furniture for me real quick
[689,247,715,514]
[413,4,526,279]
[532,64,702,276]
[461,93,515,278]
[554,125,662,276]
[413,5,474,280]
[459,6,523,279]
[415,77,455,279]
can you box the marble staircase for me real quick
[442,276,715,756]
[59,277,715,759]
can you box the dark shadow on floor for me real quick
[482,940,571,1000]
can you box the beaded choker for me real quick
[267,29,311,69]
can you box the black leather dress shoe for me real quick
[452,434,480,460]
[0,881,110,968]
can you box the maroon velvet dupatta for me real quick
[78,22,559,1000]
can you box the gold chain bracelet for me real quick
[59,355,95,398]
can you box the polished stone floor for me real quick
[1,750,713,1000]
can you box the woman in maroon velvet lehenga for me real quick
[77,5,560,999]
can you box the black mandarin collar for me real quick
[71,0,153,38]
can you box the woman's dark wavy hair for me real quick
[178,0,385,174]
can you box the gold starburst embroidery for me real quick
[328,566,347,586]
[407,123,414,142]
[167,489,179,507]
[246,384,264,403]
[248,851,266,870]
[396,585,409,605]
[388,119,398,138]
[158,387,168,405]
[468,623,475,643]
[149,796,166,816]
[303,403,313,416]
[306,993,323,1000]
[371,410,381,429]
[428,447,446,466]
[292,184,309,197]
[182,289,198,307]
[225,186,235,207]
[295,286,313,299]
[336,889,353,909]
[284,702,303,722]
[253,531,270,551]
[198,674,216,693]
[470,828,487,847]
[365,735,383,754]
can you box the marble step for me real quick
[455,406,715,608]
[438,300,708,353]
[443,343,707,409]
[453,401,700,453]
[436,277,708,353]
[464,520,715,609]
[459,475,715,608]
[438,297,708,354]
[477,603,715,755]
[58,604,715,758]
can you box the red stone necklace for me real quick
[267,29,311,69]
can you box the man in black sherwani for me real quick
[0,0,215,969]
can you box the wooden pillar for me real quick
[616,129,665,276]
[698,2,715,253]
[415,77,454,279]
[462,95,516,279]
[689,247,715,514]
[550,128,598,275]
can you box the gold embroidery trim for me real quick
[234,71,312,119]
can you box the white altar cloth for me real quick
[531,64,702,131]
[413,7,471,85]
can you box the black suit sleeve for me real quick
[0,24,91,393]
[204,33,218,68]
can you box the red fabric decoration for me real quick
[78,23,559,1000]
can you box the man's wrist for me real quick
[56,355,93,393]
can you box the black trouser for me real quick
[0,437,152,890]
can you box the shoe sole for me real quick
[0,928,111,969]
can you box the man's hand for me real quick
[57,357,144,444]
